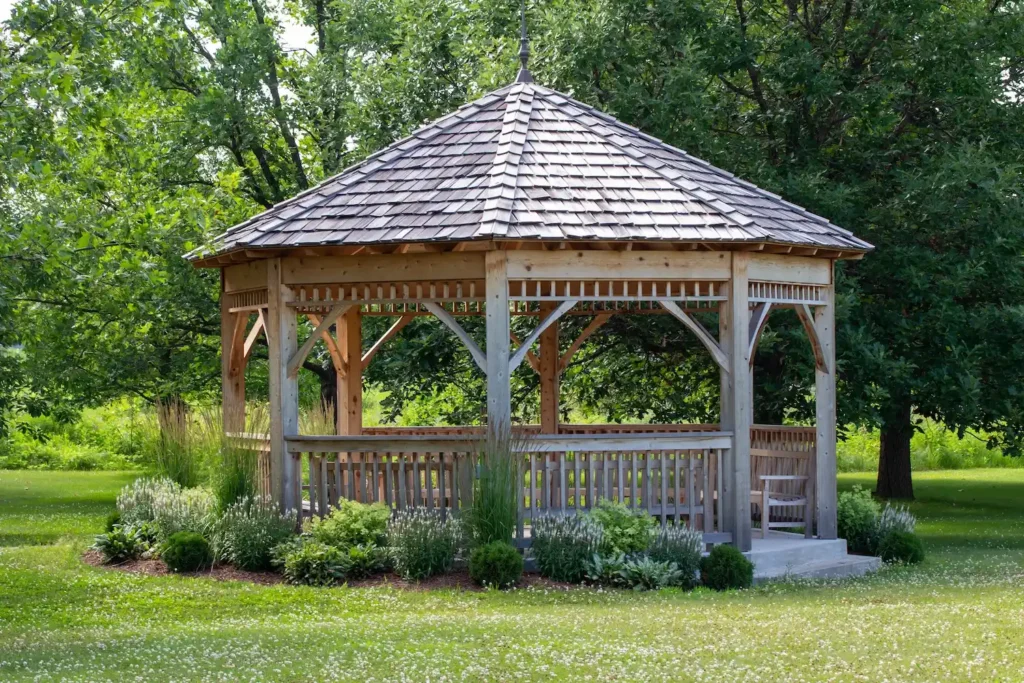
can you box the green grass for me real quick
[1,470,1024,681]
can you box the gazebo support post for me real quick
[485,252,511,439]
[721,253,753,551]
[815,281,838,538]
[221,275,247,434]
[338,308,362,436]
[267,258,299,513]
[538,301,559,434]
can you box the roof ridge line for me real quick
[186,86,515,260]
[478,83,535,237]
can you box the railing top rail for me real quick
[285,431,734,454]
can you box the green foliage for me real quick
[837,423,1023,473]
[387,509,463,580]
[837,485,882,554]
[468,541,523,589]
[530,514,603,583]
[618,557,684,592]
[589,500,656,555]
[307,500,390,550]
[583,552,627,587]
[116,477,181,525]
[469,435,520,546]
[700,545,754,591]
[150,486,217,541]
[92,526,141,563]
[104,510,122,533]
[216,496,297,571]
[277,540,347,587]
[647,525,703,589]
[161,532,212,573]
[877,530,926,565]
[343,544,389,580]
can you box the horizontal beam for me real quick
[506,250,732,280]
[282,253,486,285]
[285,431,734,454]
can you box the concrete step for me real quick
[756,555,882,582]
[747,533,850,578]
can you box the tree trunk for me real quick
[876,399,914,499]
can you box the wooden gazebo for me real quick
[188,66,871,551]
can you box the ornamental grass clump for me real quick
[531,514,603,583]
[648,524,703,588]
[387,509,463,580]
[214,406,268,511]
[216,495,297,570]
[837,485,881,554]
[117,477,181,525]
[468,432,522,546]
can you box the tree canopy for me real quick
[3,0,1023,497]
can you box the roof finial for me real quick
[516,0,533,83]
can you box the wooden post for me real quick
[720,253,753,551]
[485,251,510,437]
[338,307,363,436]
[220,271,247,434]
[267,258,299,512]
[815,275,838,539]
[538,301,559,434]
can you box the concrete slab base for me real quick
[746,531,882,581]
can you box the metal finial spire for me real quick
[516,0,533,83]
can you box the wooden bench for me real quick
[750,426,815,538]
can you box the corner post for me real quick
[721,253,753,550]
[815,274,838,538]
[220,271,247,433]
[267,258,299,512]
[338,307,363,436]
[485,251,511,437]
[538,301,560,434]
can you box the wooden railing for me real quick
[237,424,818,541]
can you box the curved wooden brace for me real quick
[306,313,346,375]
[361,314,415,371]
[795,304,829,374]
[509,331,540,373]
[747,302,773,365]
[509,299,577,374]
[242,308,267,362]
[228,311,249,377]
[287,304,352,378]
[423,301,487,373]
[657,299,730,372]
[559,312,612,374]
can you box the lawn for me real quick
[1,470,1023,681]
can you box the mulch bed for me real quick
[82,551,572,591]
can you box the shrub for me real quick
[619,557,683,591]
[648,524,703,588]
[92,526,141,563]
[216,496,297,570]
[837,485,881,554]
[468,435,520,545]
[878,503,916,537]
[279,539,348,586]
[531,514,603,583]
[151,486,217,540]
[590,500,656,555]
[583,552,627,587]
[469,541,523,589]
[387,509,462,580]
[117,477,180,525]
[104,510,122,533]
[162,532,212,572]
[308,500,390,549]
[877,530,925,565]
[700,544,754,590]
[344,543,389,579]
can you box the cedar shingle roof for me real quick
[187,81,872,261]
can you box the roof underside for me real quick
[187,82,872,262]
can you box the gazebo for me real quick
[187,59,871,552]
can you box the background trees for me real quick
[3,0,1023,497]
